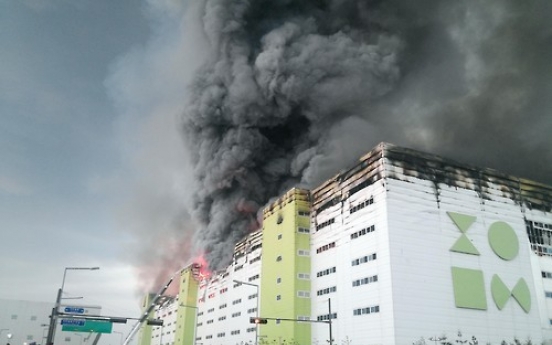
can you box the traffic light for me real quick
[249,317,267,324]
[147,319,164,326]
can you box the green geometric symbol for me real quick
[447,212,477,232]
[512,278,531,313]
[448,212,479,255]
[488,221,519,261]
[451,234,480,255]
[491,275,511,310]
[451,267,487,310]
[490,275,531,313]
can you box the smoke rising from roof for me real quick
[109,0,552,281]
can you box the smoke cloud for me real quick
[110,0,552,278]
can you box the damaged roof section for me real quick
[311,142,552,214]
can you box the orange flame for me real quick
[191,253,212,282]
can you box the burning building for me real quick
[138,142,552,345]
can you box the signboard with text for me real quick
[62,320,113,333]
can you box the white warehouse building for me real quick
[140,142,552,345]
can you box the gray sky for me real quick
[0,0,164,341]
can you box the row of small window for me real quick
[353,305,380,315]
[316,218,335,232]
[316,241,336,254]
[250,256,262,264]
[248,293,258,300]
[352,275,378,287]
[545,292,552,298]
[542,271,552,279]
[212,305,257,312]
[317,266,336,277]
[298,210,310,217]
[317,286,336,296]
[351,225,375,240]
[352,253,377,266]
[298,227,310,234]
[317,313,337,321]
[350,197,374,214]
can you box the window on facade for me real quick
[316,313,337,321]
[277,277,281,284]
[298,210,310,217]
[352,253,377,266]
[248,293,258,299]
[352,275,378,287]
[278,234,282,240]
[232,299,242,305]
[350,197,374,214]
[545,291,552,298]
[248,274,259,282]
[316,266,337,277]
[298,249,310,256]
[350,225,375,240]
[276,255,282,262]
[316,218,335,232]
[297,273,310,280]
[526,220,552,256]
[297,291,310,298]
[353,305,380,316]
[316,286,337,296]
[316,242,336,254]
[543,271,552,279]
[276,295,281,301]
[298,227,310,234]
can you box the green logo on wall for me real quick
[448,212,530,313]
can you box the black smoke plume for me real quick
[142,0,552,272]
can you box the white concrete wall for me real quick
[385,170,543,345]
[195,245,261,345]
[311,180,394,345]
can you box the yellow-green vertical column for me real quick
[260,189,311,345]
[137,293,156,345]
[174,265,199,345]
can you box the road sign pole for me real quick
[45,288,62,345]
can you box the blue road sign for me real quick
[64,307,85,314]
[61,319,85,326]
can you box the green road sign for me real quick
[62,320,113,333]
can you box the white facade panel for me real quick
[311,181,395,345]
[385,176,543,345]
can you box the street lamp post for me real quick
[45,267,100,345]
[233,280,259,345]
